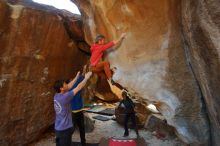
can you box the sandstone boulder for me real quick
[0,1,87,145]
[73,0,211,145]
[181,1,220,145]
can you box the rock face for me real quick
[145,115,176,140]
[73,0,215,145]
[1,0,219,145]
[0,1,87,145]
[181,0,220,146]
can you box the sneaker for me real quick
[123,133,129,137]
[136,134,140,139]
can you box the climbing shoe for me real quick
[123,133,129,137]
[111,79,115,85]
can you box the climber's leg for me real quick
[131,113,139,137]
[91,61,112,79]
[123,113,130,137]
[97,71,106,79]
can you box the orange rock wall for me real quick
[0,1,87,145]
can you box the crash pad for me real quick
[99,137,147,146]
[92,115,110,121]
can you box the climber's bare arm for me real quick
[113,33,126,45]
[72,72,92,95]
[67,71,80,90]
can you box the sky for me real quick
[32,0,81,15]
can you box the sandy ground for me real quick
[31,113,185,146]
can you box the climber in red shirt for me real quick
[90,33,126,84]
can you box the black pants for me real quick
[55,127,74,146]
[72,111,86,145]
[124,113,139,136]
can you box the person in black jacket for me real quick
[119,91,139,137]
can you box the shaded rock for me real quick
[95,77,120,102]
[85,73,120,102]
[181,0,220,145]
[0,1,87,145]
[145,114,176,140]
[77,41,91,55]
[84,113,95,133]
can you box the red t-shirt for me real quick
[90,41,115,66]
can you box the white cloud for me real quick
[32,0,80,15]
